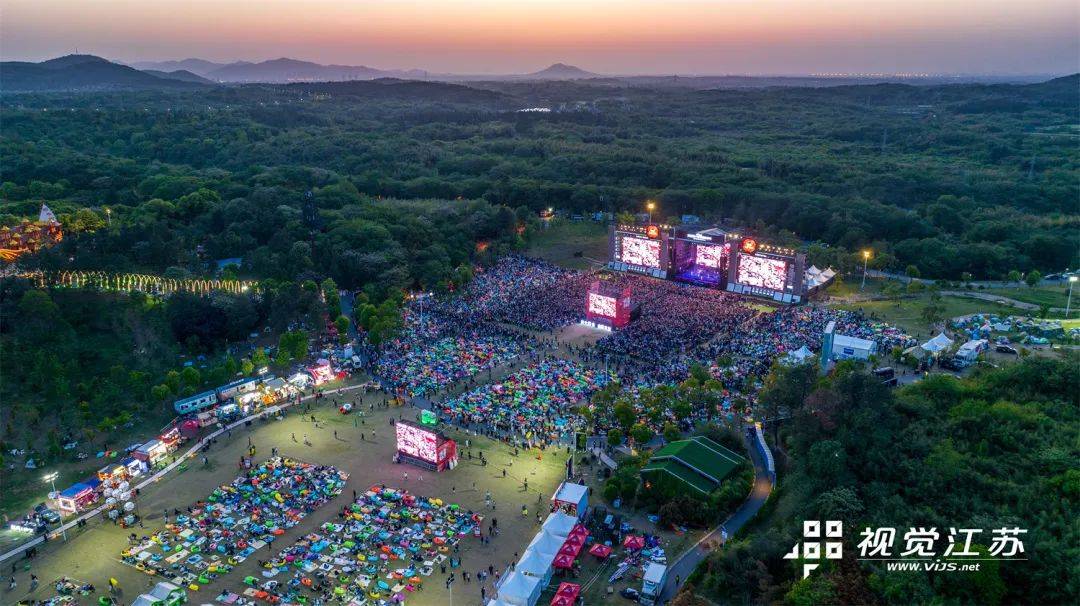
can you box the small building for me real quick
[550,482,589,519]
[830,334,877,361]
[640,436,745,496]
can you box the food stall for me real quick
[56,482,97,514]
[158,426,182,451]
[134,439,170,468]
[306,359,336,385]
[123,456,148,478]
[97,463,127,483]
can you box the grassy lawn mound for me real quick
[640,436,745,495]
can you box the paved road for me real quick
[658,429,774,603]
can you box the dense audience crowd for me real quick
[439,359,616,445]
[375,307,535,398]
[366,255,914,444]
[435,256,590,330]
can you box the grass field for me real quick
[525,220,608,270]
[980,285,1074,309]
[833,295,1020,338]
[5,381,574,606]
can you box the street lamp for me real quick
[646,201,656,225]
[43,472,67,541]
[860,250,872,291]
[1067,275,1077,318]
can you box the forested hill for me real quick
[691,355,1079,605]
[1,75,1076,279]
[0,54,213,92]
[284,79,506,103]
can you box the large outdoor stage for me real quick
[607,223,832,304]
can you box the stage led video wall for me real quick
[736,254,788,291]
[694,243,728,268]
[618,235,661,268]
[396,422,439,463]
[587,293,618,319]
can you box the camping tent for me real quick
[783,345,815,365]
[921,333,954,354]
[541,511,578,539]
[516,548,555,584]
[527,531,565,559]
[148,581,186,606]
[498,571,543,606]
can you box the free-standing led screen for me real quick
[396,422,438,463]
[694,244,728,268]
[588,293,618,319]
[737,255,788,291]
[619,236,661,268]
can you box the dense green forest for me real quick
[2,75,1078,280]
[689,356,1078,605]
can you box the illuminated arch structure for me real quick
[8,269,258,297]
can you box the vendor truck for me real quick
[641,562,668,606]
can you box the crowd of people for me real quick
[364,255,914,444]
[435,256,591,330]
[439,359,617,445]
[376,310,530,398]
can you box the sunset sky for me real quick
[3,0,1077,74]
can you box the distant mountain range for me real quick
[131,57,599,83]
[0,54,212,92]
[2,54,1063,94]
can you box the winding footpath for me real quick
[659,427,775,603]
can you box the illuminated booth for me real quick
[307,359,336,385]
[584,281,635,330]
[395,419,458,472]
[57,482,97,514]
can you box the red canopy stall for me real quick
[550,582,581,605]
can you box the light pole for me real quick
[1067,275,1077,318]
[861,250,871,291]
[43,472,67,541]
[646,201,655,225]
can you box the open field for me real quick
[4,384,572,606]
[980,284,1074,309]
[525,220,609,270]
[832,295,1020,338]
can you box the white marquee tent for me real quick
[921,333,954,354]
[516,548,555,584]
[497,571,543,606]
[527,530,564,559]
[541,511,577,539]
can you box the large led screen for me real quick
[396,422,438,463]
[694,244,728,268]
[619,235,661,268]
[588,293,618,319]
[737,255,788,291]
